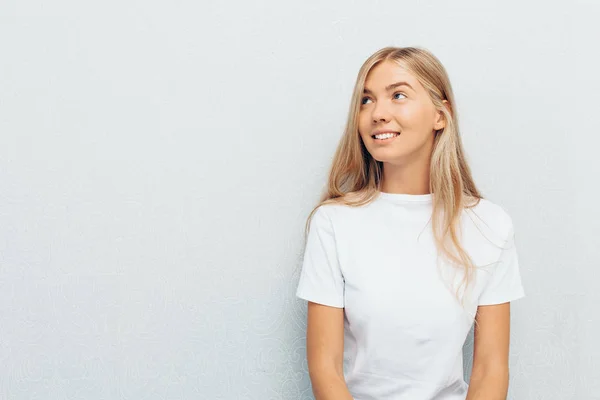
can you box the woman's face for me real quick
[358,60,445,165]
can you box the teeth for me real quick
[374,132,399,139]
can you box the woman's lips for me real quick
[372,132,400,142]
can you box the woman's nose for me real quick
[371,102,391,123]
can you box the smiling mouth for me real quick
[372,132,401,140]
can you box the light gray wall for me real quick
[1,0,598,399]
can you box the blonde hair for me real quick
[304,46,484,311]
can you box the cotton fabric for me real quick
[296,191,525,400]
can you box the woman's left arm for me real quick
[466,302,511,400]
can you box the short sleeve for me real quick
[295,206,345,308]
[478,218,526,306]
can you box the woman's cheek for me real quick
[395,106,415,121]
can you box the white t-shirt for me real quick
[296,191,525,400]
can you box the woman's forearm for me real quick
[466,368,509,400]
[310,370,354,400]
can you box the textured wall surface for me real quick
[1,0,598,399]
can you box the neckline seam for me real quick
[377,191,433,204]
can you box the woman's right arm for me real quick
[306,301,354,400]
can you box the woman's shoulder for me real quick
[315,191,372,210]
[464,196,515,239]
[309,191,374,223]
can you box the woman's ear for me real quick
[434,100,452,131]
[443,100,452,118]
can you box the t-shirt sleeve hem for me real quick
[296,291,344,308]
[478,289,526,306]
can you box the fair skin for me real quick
[307,60,511,399]
[358,59,445,195]
[306,302,352,400]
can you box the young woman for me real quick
[295,46,525,400]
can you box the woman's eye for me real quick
[361,97,372,105]
[393,92,406,100]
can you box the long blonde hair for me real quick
[304,46,484,309]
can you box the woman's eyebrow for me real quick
[363,81,414,94]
